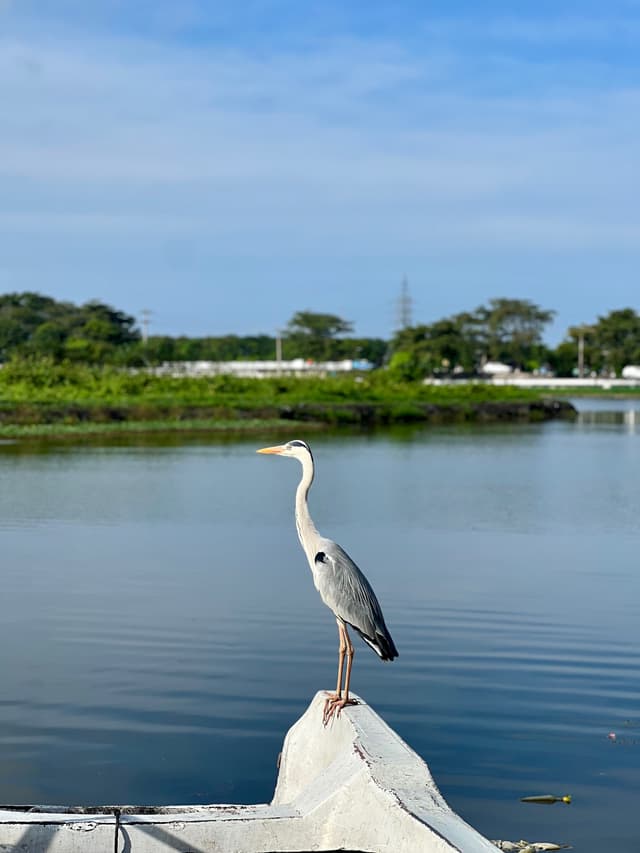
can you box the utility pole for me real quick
[141,309,153,344]
[396,275,413,330]
[574,323,591,378]
[275,330,283,363]
[578,331,585,378]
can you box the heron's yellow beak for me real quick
[257,444,285,454]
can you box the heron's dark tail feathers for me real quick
[354,625,399,662]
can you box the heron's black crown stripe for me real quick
[289,440,309,449]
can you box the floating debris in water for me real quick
[606,729,638,745]
[520,794,572,805]
[491,841,571,851]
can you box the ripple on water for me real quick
[1,435,639,852]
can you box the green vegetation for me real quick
[389,298,555,379]
[549,309,640,377]
[0,358,575,438]
[0,293,386,366]
[0,418,308,440]
[390,300,640,379]
[0,290,636,442]
[282,310,382,361]
[0,292,139,363]
[0,358,540,405]
[144,329,386,366]
[2,291,640,379]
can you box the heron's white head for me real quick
[256,439,312,461]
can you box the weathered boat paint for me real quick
[0,692,496,852]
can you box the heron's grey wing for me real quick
[314,541,398,661]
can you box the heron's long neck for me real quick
[295,452,319,553]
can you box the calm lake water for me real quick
[1,398,639,852]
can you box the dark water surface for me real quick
[1,402,639,851]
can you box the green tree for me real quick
[590,308,640,375]
[550,310,640,377]
[29,321,67,360]
[330,336,387,365]
[548,339,582,377]
[0,292,140,362]
[478,298,555,369]
[284,311,354,360]
[140,336,178,363]
[0,292,74,358]
[388,299,554,378]
[388,322,454,378]
[389,312,484,379]
[77,301,139,346]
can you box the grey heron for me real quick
[257,439,398,723]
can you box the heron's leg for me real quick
[323,621,347,725]
[323,626,357,724]
[342,627,355,702]
[335,621,347,696]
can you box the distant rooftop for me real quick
[150,359,374,378]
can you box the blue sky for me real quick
[1,1,639,342]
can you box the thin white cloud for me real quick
[0,19,639,256]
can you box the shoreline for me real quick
[0,398,576,441]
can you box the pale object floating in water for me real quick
[520,794,572,805]
[492,842,571,851]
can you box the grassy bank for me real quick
[0,418,318,440]
[0,359,576,438]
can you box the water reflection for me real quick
[572,396,640,433]
[0,410,638,853]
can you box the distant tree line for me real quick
[0,294,386,366]
[389,299,640,379]
[142,311,387,364]
[389,298,553,379]
[0,292,139,363]
[1,291,639,377]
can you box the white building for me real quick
[151,359,374,378]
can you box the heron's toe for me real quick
[322,695,358,726]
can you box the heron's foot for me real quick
[323,691,341,705]
[322,694,358,726]
[322,692,341,726]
